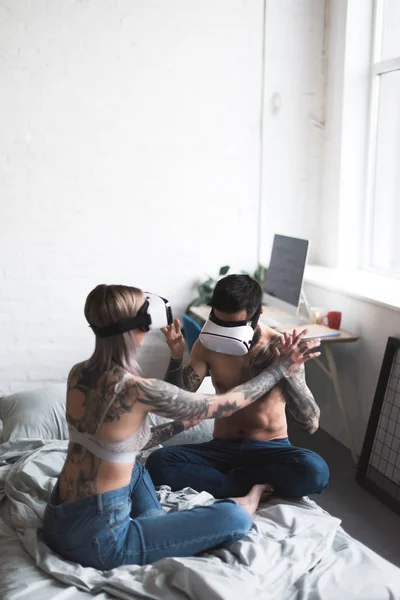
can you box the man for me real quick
[146,274,329,499]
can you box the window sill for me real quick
[304,265,400,312]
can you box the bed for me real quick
[0,385,399,600]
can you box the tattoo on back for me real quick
[61,362,138,502]
[60,444,101,502]
[183,365,202,391]
[67,363,136,433]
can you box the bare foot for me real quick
[259,484,275,504]
[231,484,273,516]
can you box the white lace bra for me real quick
[68,375,151,464]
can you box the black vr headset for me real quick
[89,293,173,338]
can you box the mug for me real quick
[322,311,342,330]
[309,307,325,324]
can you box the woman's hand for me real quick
[276,330,321,376]
[161,318,186,360]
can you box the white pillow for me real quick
[148,376,215,446]
[0,376,216,446]
[0,384,68,442]
[148,412,214,446]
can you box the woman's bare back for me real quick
[59,363,144,503]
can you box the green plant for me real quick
[186,264,265,312]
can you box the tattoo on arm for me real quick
[164,358,184,387]
[164,360,203,392]
[135,362,285,422]
[183,365,202,392]
[141,421,185,451]
[136,379,210,420]
[248,337,320,434]
[281,365,320,434]
[248,336,320,433]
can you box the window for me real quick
[365,0,400,277]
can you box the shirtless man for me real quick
[146,275,329,499]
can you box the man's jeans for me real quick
[147,438,329,498]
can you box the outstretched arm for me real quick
[137,330,320,423]
[137,367,283,422]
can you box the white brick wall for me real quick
[0,0,326,395]
[0,0,266,394]
[259,0,326,264]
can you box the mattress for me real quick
[0,439,399,600]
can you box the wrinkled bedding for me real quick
[0,439,399,600]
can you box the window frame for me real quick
[363,0,400,278]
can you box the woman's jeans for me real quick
[42,461,252,569]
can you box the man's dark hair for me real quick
[211,274,262,318]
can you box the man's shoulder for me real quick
[192,338,211,360]
[258,325,282,347]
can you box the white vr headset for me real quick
[199,306,262,356]
[90,292,173,337]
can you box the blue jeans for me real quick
[146,438,329,498]
[42,461,252,569]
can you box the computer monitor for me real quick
[262,234,309,316]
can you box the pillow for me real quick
[0,384,68,442]
[148,412,214,446]
[0,376,216,446]
[148,375,215,446]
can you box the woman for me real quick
[42,284,319,569]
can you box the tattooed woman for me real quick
[42,284,319,569]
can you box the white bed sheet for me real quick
[0,439,399,600]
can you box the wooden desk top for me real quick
[189,305,359,344]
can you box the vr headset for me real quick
[90,293,173,338]
[199,306,262,356]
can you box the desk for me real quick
[189,304,360,463]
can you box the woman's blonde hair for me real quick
[84,284,145,374]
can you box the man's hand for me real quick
[277,330,321,376]
[161,318,186,360]
[273,331,321,360]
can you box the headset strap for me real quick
[209,305,262,330]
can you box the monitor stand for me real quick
[299,288,311,320]
[261,288,310,328]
